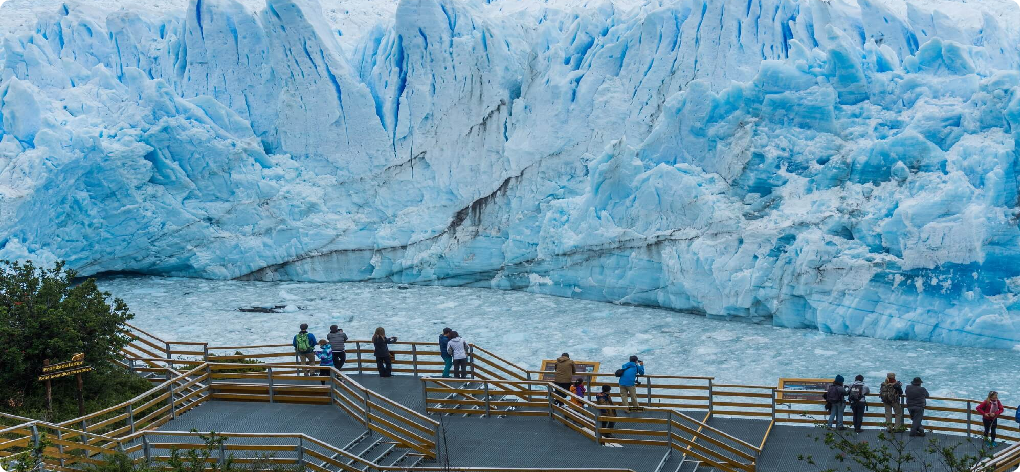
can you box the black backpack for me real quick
[848,384,865,405]
[824,384,844,403]
[614,368,625,377]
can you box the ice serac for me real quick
[2,0,1020,349]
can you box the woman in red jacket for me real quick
[976,391,1005,447]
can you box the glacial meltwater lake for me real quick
[100,276,1016,402]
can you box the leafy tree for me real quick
[0,260,147,419]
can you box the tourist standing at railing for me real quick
[372,327,398,377]
[447,331,469,379]
[553,353,576,406]
[618,356,645,412]
[439,328,453,378]
[976,391,1004,447]
[293,324,318,376]
[847,375,870,433]
[327,325,348,371]
[315,340,333,385]
[880,373,905,432]
[905,377,929,437]
[824,375,848,430]
[595,385,618,438]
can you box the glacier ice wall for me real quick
[2,0,1020,348]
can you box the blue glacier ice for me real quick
[1,0,1020,348]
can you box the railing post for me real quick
[129,359,136,375]
[646,376,653,407]
[206,363,212,387]
[967,400,972,437]
[80,420,88,445]
[412,344,419,376]
[30,424,40,449]
[142,435,151,464]
[483,381,491,417]
[297,437,304,469]
[546,384,555,419]
[329,369,336,404]
[362,389,372,434]
[203,344,209,362]
[268,367,275,403]
[127,403,136,434]
[56,429,65,469]
[167,381,177,419]
[707,378,714,419]
[356,342,363,374]
[468,345,476,379]
[594,404,602,444]
[771,388,777,421]
[165,342,172,370]
[421,379,429,413]
[666,410,673,454]
[219,439,226,467]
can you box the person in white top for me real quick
[446,331,469,379]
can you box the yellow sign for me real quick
[539,359,600,383]
[38,366,93,381]
[777,378,832,400]
[42,359,85,373]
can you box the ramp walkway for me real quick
[1,322,1017,472]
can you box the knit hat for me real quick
[912,377,923,385]
[834,374,844,384]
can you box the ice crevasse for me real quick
[1,0,1020,348]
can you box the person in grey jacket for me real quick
[326,325,348,371]
[905,377,930,436]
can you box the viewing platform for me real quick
[2,323,1018,472]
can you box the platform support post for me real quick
[268,367,275,403]
[483,381,491,417]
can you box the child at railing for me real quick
[595,385,618,438]
[315,340,333,385]
[569,378,586,407]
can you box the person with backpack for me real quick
[976,391,1005,447]
[326,325,348,371]
[314,339,333,385]
[905,377,930,436]
[595,385,618,438]
[446,331,469,379]
[439,328,453,378]
[617,356,645,412]
[879,373,904,432]
[372,327,397,377]
[824,375,848,430]
[553,353,576,405]
[292,324,317,376]
[847,375,871,433]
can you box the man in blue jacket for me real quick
[619,355,645,411]
[439,328,453,378]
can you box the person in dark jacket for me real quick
[439,328,453,378]
[905,377,930,436]
[825,375,848,430]
[326,325,348,371]
[553,353,576,406]
[372,327,397,377]
[595,385,618,438]
[847,375,871,433]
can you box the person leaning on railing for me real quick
[372,327,398,377]
[447,331,469,379]
[439,328,453,378]
[905,377,929,437]
[327,325,348,371]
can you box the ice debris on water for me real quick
[1,0,1020,348]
